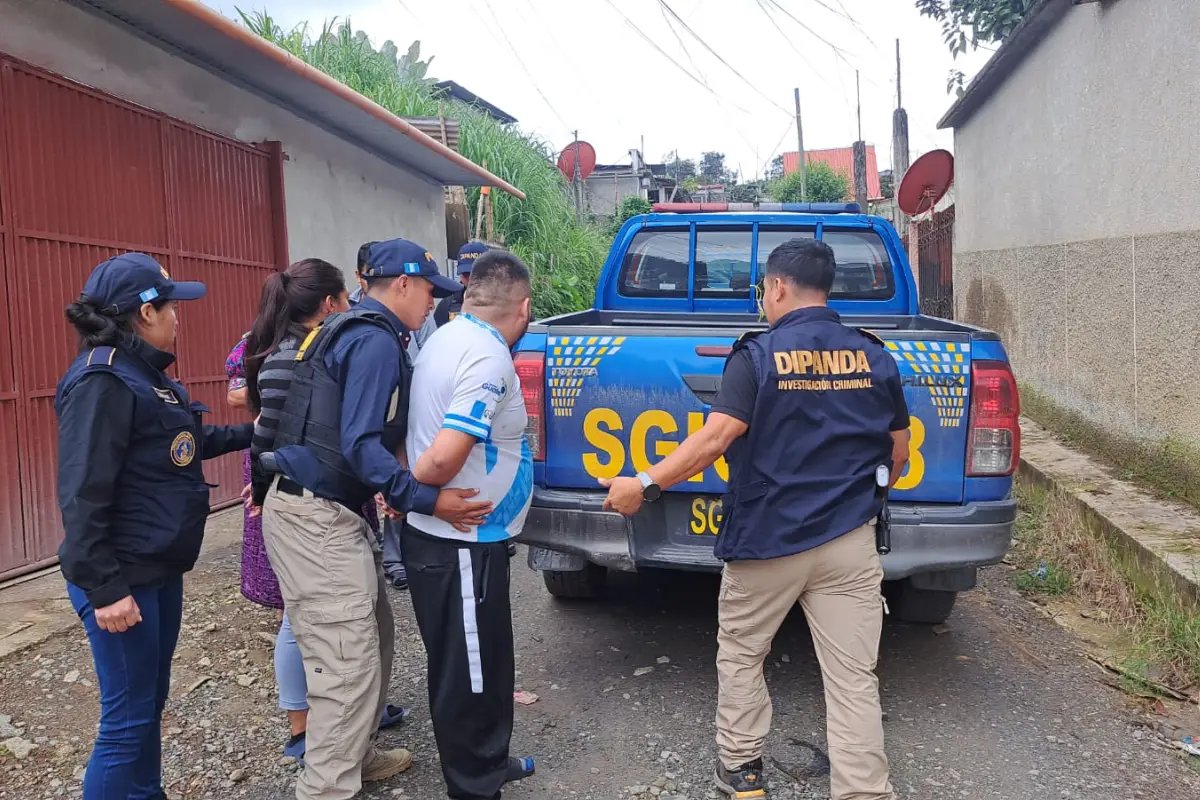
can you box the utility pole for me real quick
[794,87,807,201]
[572,129,581,225]
[853,70,868,212]
[892,38,911,252]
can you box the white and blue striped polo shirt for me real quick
[405,313,532,542]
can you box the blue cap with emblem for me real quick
[456,241,490,275]
[363,238,461,298]
[82,253,206,315]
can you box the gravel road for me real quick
[1,521,1196,799]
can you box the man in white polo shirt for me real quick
[402,250,536,799]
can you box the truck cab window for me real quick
[694,230,753,299]
[618,229,689,298]
[757,228,894,300]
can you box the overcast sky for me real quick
[203,0,993,178]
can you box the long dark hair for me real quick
[65,296,169,349]
[244,258,346,411]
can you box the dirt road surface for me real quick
[1,512,1197,799]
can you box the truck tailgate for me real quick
[543,329,972,504]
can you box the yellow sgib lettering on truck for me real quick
[581,407,729,482]
[689,497,723,535]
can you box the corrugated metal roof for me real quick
[405,118,461,152]
[782,146,884,201]
[66,0,524,197]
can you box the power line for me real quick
[654,0,792,117]
[474,0,572,133]
[756,118,794,177]
[601,0,757,118]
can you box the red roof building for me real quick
[782,146,883,202]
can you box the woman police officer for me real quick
[55,252,253,800]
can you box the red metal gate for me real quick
[0,55,286,579]
[917,205,955,320]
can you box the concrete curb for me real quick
[1018,417,1200,608]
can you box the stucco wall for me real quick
[0,0,448,280]
[585,173,643,218]
[952,0,1200,448]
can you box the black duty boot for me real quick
[714,757,767,797]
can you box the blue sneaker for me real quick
[283,732,306,766]
[378,704,411,729]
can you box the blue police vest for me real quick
[56,343,213,570]
[715,306,898,561]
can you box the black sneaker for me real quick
[714,758,766,797]
[388,569,408,590]
[504,756,535,783]
[507,542,518,558]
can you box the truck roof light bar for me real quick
[651,202,862,214]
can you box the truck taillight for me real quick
[513,352,546,461]
[967,360,1020,476]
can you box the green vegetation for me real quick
[606,196,652,238]
[768,161,850,204]
[238,10,608,319]
[916,0,1037,95]
[1021,384,1200,512]
[1013,477,1200,691]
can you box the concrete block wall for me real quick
[950,0,1200,451]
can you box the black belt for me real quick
[277,477,306,497]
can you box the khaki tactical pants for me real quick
[262,483,394,800]
[716,524,895,800]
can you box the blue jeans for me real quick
[275,611,308,711]
[67,577,183,800]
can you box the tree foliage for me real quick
[768,161,850,204]
[663,151,697,183]
[605,196,653,238]
[699,151,731,185]
[236,10,607,318]
[767,154,785,182]
[916,0,1037,95]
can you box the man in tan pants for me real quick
[259,240,491,799]
[602,238,910,799]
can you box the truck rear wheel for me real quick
[542,565,607,599]
[885,580,958,624]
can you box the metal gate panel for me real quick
[0,134,23,574]
[3,63,170,251]
[10,238,123,570]
[917,206,955,320]
[0,54,285,575]
[166,126,276,506]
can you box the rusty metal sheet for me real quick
[0,54,284,575]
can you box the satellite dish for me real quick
[897,149,954,216]
[557,141,597,181]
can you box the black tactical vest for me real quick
[272,306,411,510]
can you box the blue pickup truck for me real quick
[511,202,1020,623]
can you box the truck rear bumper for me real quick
[518,488,1016,581]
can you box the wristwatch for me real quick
[636,471,662,502]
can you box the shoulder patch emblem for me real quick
[170,431,196,467]
[858,328,886,347]
[154,387,180,405]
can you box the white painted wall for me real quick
[0,0,449,280]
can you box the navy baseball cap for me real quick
[456,242,490,275]
[82,253,206,315]
[363,238,460,298]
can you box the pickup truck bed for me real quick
[511,207,1019,623]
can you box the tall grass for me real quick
[239,10,608,319]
